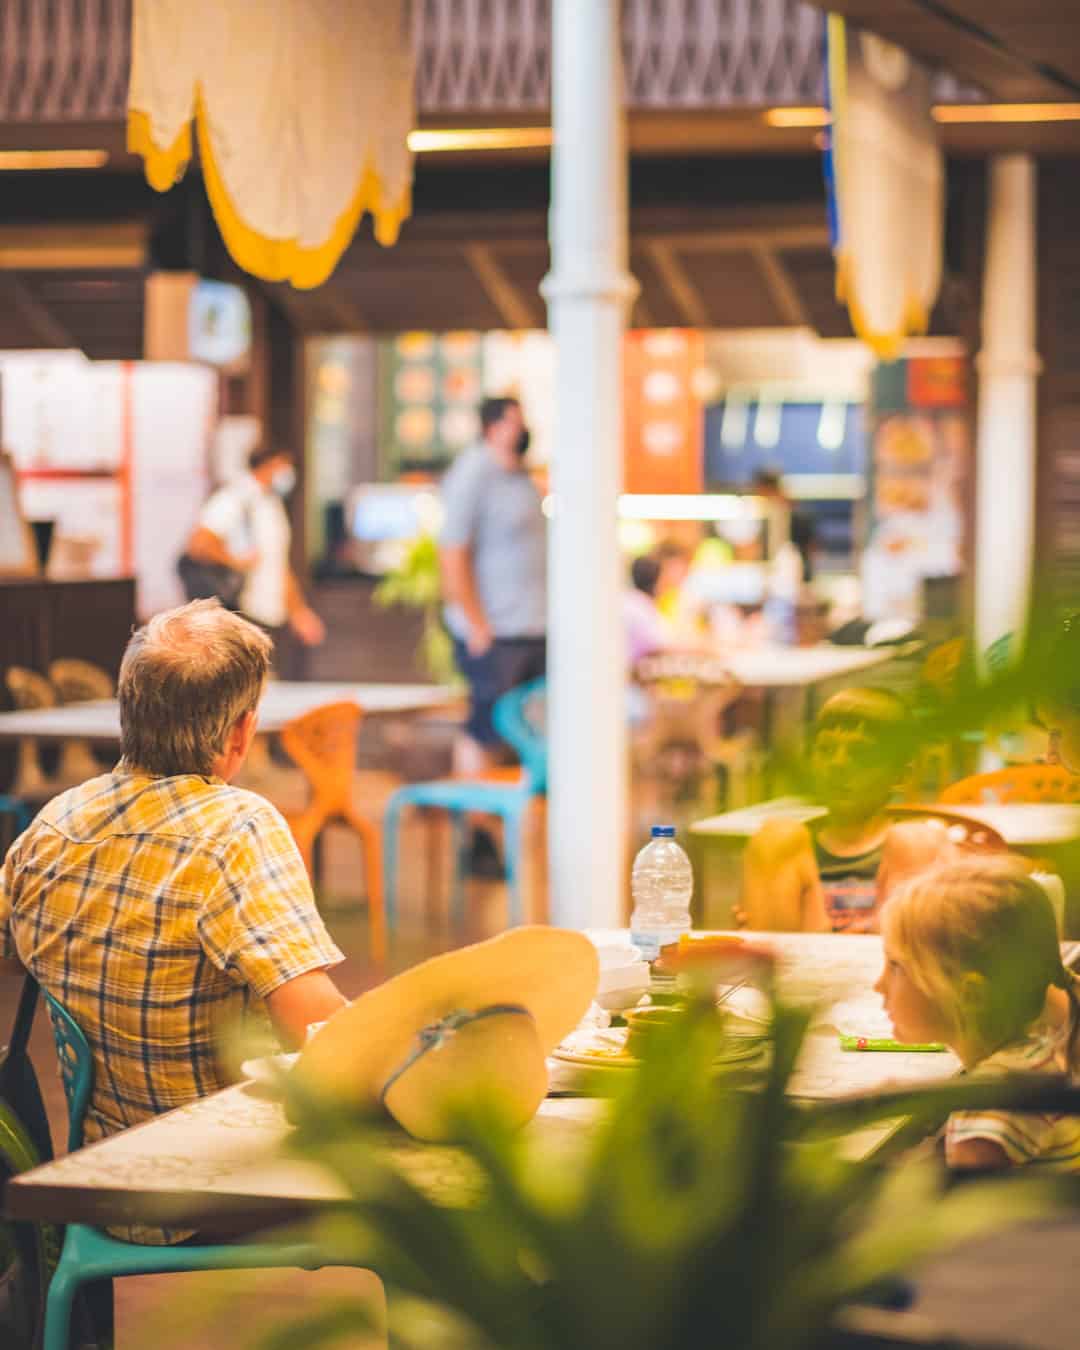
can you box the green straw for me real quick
[839,1034,946,1053]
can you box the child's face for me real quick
[875,942,952,1046]
[810,707,904,820]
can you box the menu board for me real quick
[0,351,106,471]
[378,331,483,476]
[623,329,704,493]
[862,353,969,621]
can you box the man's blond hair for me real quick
[118,599,272,777]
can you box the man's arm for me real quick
[285,570,326,645]
[265,969,347,1050]
[186,524,255,574]
[440,544,492,656]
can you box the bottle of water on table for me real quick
[630,825,693,960]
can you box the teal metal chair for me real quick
[41,992,324,1350]
[0,797,31,850]
[383,677,547,930]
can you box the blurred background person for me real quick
[439,396,546,776]
[184,446,325,676]
[439,395,546,875]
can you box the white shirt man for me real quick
[187,447,324,646]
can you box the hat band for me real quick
[379,1003,533,1107]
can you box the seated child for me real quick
[740,686,954,932]
[877,856,1080,1171]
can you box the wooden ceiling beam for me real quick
[0,273,78,347]
[464,244,542,328]
[644,241,708,329]
[752,244,813,328]
[0,222,145,270]
[317,286,371,334]
[800,0,1070,101]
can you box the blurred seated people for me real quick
[625,554,670,669]
[653,540,695,627]
[625,553,715,669]
[740,687,956,932]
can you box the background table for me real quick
[0,682,458,745]
[689,798,1080,929]
[721,644,895,690]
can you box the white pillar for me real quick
[974,154,1040,665]
[541,0,637,929]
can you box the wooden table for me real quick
[721,643,895,690]
[3,934,958,1232]
[0,682,458,745]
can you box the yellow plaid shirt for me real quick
[0,766,344,1150]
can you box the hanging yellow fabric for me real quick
[826,16,943,358]
[127,0,414,289]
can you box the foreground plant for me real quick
[268,1000,1068,1350]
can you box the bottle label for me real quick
[630,931,662,961]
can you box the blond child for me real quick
[876,856,1080,1170]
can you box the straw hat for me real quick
[291,926,599,1140]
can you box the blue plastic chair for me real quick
[41,992,324,1350]
[383,677,547,930]
[0,796,31,850]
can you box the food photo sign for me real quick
[861,352,969,621]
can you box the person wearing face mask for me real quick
[439,396,547,792]
[185,445,325,670]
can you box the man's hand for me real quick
[290,606,326,646]
[466,618,494,658]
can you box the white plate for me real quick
[550,1040,765,1072]
[240,1052,299,1086]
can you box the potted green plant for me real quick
[374,535,461,687]
[268,1000,1062,1350]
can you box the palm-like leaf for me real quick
[276,997,1069,1350]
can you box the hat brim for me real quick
[292,926,599,1113]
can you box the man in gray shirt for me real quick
[440,396,547,779]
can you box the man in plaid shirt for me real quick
[0,600,348,1240]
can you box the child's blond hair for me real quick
[881,855,1080,1068]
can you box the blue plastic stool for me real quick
[41,993,325,1350]
[383,678,546,931]
[0,796,31,851]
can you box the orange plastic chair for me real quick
[278,701,386,964]
[939,764,1080,806]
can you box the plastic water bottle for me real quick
[629,825,693,960]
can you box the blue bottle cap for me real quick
[651,825,676,838]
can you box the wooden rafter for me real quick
[644,240,708,329]
[0,274,77,347]
[752,245,812,328]
[464,244,542,329]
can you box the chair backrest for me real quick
[886,805,1008,853]
[48,659,113,704]
[6,667,56,712]
[939,764,1080,805]
[41,992,92,1154]
[279,701,362,804]
[492,677,547,793]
